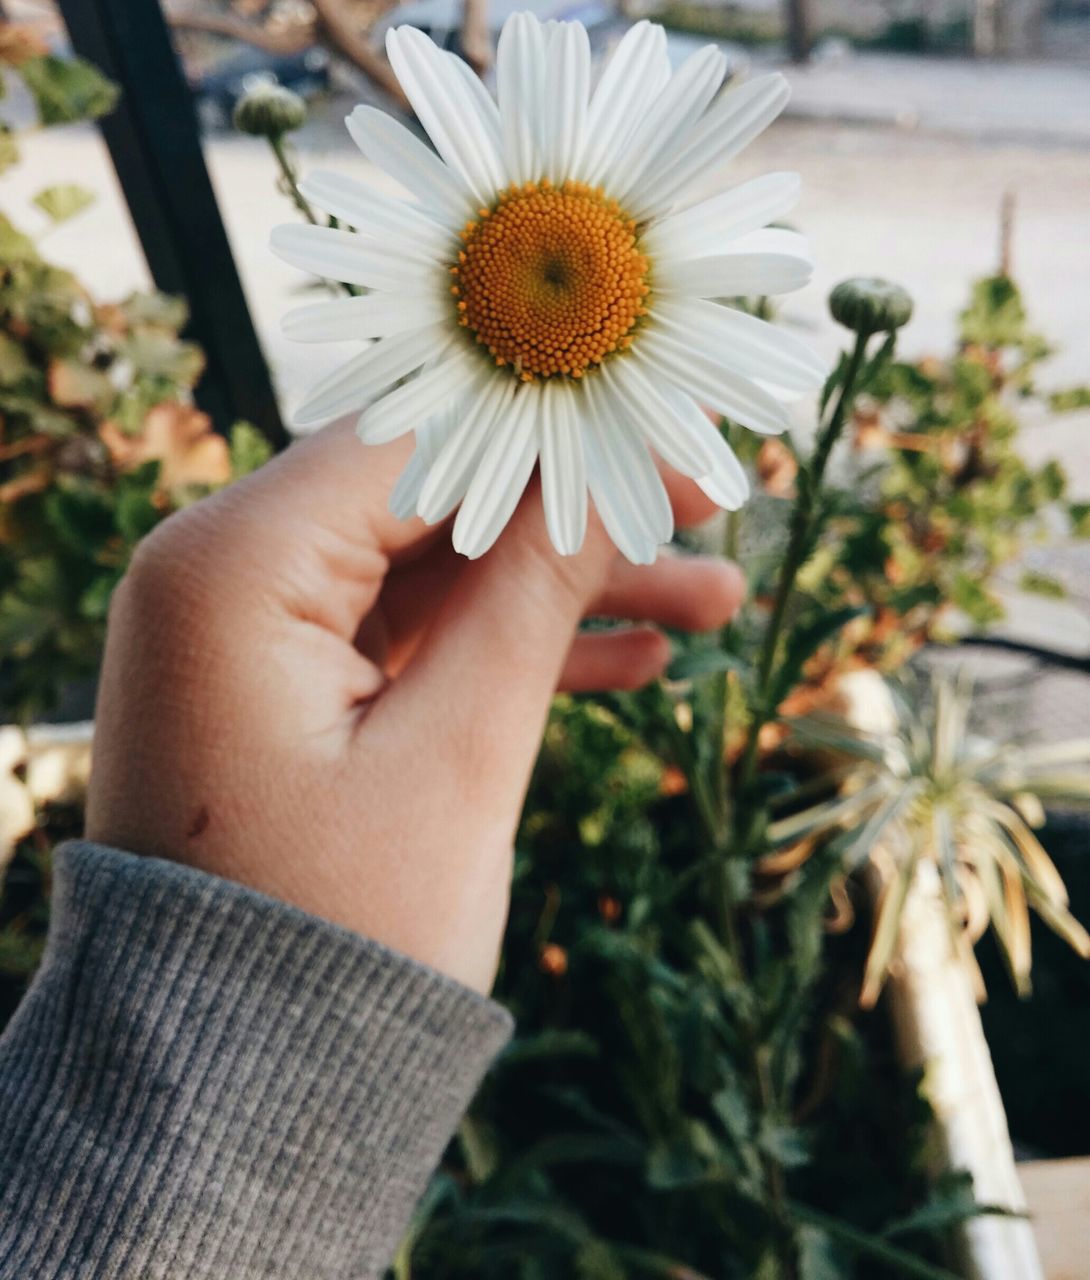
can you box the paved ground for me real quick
[766,50,1090,148]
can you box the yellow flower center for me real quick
[450,179,650,381]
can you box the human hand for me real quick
[86,422,744,992]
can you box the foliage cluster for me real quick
[2,57,1087,1280]
[0,32,271,720]
[391,270,1090,1280]
[742,275,1090,691]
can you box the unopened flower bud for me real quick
[829,277,913,334]
[233,84,306,138]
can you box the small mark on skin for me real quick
[187,806,211,840]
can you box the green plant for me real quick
[0,34,272,720]
[761,274,1090,680]
[0,222,271,719]
[391,261,1088,1276]
[780,671,1090,1004]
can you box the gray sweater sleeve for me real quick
[0,841,513,1279]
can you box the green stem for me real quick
[269,132,319,224]
[704,333,875,1280]
[268,132,359,297]
[789,1203,964,1280]
[736,327,874,799]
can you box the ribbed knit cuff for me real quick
[0,842,513,1279]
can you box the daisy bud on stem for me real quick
[233,83,307,138]
[735,277,915,808]
[235,84,332,244]
[830,277,914,335]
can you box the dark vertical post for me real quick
[785,0,811,63]
[55,0,289,450]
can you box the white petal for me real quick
[450,50,506,159]
[697,452,750,509]
[643,172,801,260]
[386,27,506,205]
[496,11,546,187]
[606,45,726,201]
[630,74,791,218]
[727,227,812,259]
[453,384,541,559]
[282,294,450,344]
[345,105,472,224]
[541,21,590,182]
[389,410,459,519]
[581,22,670,186]
[539,380,587,555]
[656,249,813,298]
[655,298,827,392]
[580,374,672,564]
[270,223,438,292]
[356,346,480,445]
[294,324,451,427]
[297,171,453,258]
[639,327,790,436]
[416,374,515,523]
[599,358,721,479]
[653,381,750,508]
[388,439,432,520]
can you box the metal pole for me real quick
[55,0,289,450]
[785,0,811,64]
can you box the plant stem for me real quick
[268,133,319,224]
[701,330,875,1280]
[736,328,874,799]
[267,132,359,297]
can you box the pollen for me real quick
[450,180,650,381]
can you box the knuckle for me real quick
[505,518,615,618]
[118,496,249,626]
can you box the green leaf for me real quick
[797,1224,849,1280]
[950,573,1003,625]
[78,571,122,622]
[228,420,274,477]
[0,212,38,264]
[0,332,34,387]
[33,183,95,224]
[757,1120,811,1169]
[791,1202,964,1280]
[883,1184,1021,1239]
[115,485,163,544]
[770,607,868,708]
[18,54,119,126]
[43,484,115,555]
[1050,385,1090,413]
[120,291,189,333]
[575,1239,626,1280]
[0,125,18,175]
[646,1135,714,1190]
[120,329,204,386]
[501,1030,599,1066]
[667,645,745,681]
[1071,502,1090,537]
[1018,569,1066,599]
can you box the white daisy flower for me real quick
[272,13,824,564]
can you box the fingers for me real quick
[591,552,745,631]
[365,478,620,812]
[366,461,746,834]
[559,627,670,692]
